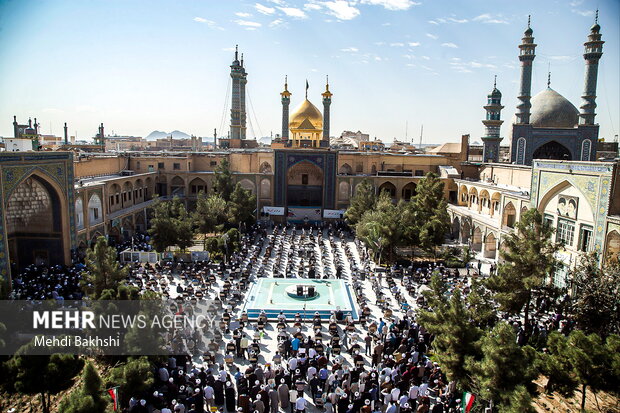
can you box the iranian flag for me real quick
[108,387,119,411]
[462,392,475,413]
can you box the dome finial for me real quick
[305,79,309,99]
[285,75,288,90]
[547,62,551,88]
[527,15,531,28]
[493,75,497,89]
[595,9,598,24]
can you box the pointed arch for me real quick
[378,181,396,199]
[259,161,272,174]
[472,226,483,252]
[238,178,256,195]
[339,163,353,175]
[75,197,84,230]
[452,216,460,240]
[189,177,207,195]
[484,232,497,259]
[606,230,620,263]
[461,219,471,244]
[4,172,70,269]
[402,182,417,201]
[502,202,516,228]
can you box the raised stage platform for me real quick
[242,278,358,320]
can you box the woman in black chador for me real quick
[226,381,237,412]
[214,379,225,406]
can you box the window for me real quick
[158,162,164,169]
[415,170,424,176]
[557,218,575,247]
[544,214,554,227]
[148,165,154,172]
[210,161,217,166]
[173,163,181,170]
[136,161,141,170]
[302,174,309,185]
[578,225,593,252]
[93,208,99,220]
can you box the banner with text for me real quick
[0,300,224,356]
[263,206,285,216]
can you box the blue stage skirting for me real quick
[246,308,354,320]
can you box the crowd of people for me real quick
[5,221,581,413]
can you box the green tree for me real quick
[148,196,179,252]
[148,196,193,252]
[564,330,609,411]
[81,236,129,299]
[355,191,404,263]
[539,332,578,396]
[418,275,482,388]
[174,199,195,252]
[466,322,538,412]
[106,357,154,407]
[569,253,620,337]
[59,362,108,413]
[7,349,84,413]
[193,192,228,248]
[466,279,497,328]
[228,182,256,225]
[345,179,376,226]
[213,158,234,201]
[410,172,450,255]
[486,208,559,337]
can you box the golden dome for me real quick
[289,99,323,130]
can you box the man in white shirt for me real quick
[295,395,307,413]
[204,385,214,410]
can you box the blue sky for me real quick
[0,0,618,144]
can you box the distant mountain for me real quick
[145,130,191,140]
[170,130,190,139]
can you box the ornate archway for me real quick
[5,174,65,269]
[286,160,324,206]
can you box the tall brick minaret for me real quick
[280,76,291,139]
[230,45,248,139]
[515,16,537,124]
[321,75,332,145]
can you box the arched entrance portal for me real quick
[451,217,460,241]
[532,141,571,161]
[484,233,497,259]
[461,220,471,244]
[287,161,324,206]
[472,227,483,253]
[5,175,65,269]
